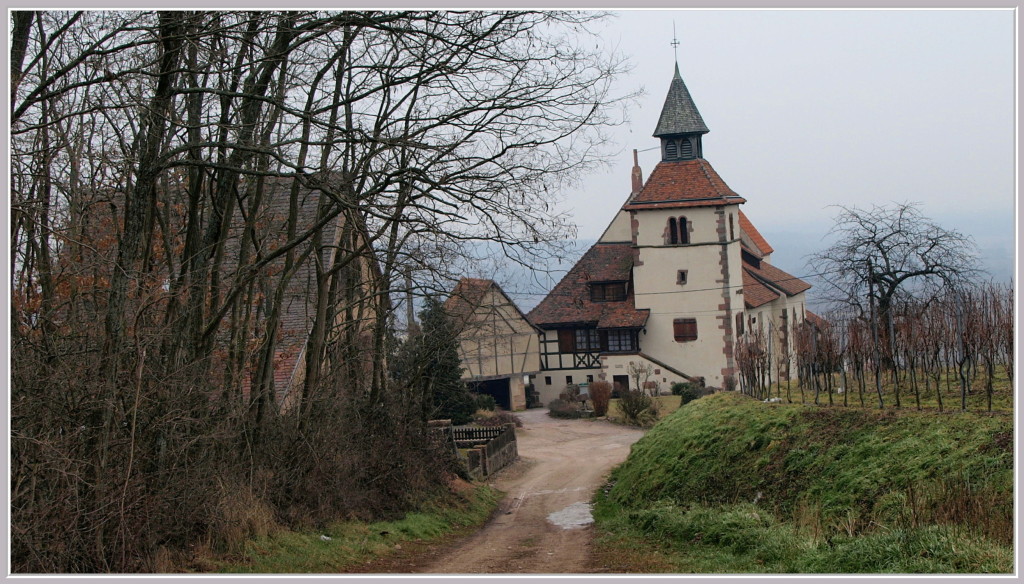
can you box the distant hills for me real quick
[490,227,1013,316]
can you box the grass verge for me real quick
[208,484,500,573]
[593,391,1012,574]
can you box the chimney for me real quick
[630,149,643,197]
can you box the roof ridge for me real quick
[744,261,810,297]
[697,159,726,199]
[479,279,542,334]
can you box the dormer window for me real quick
[590,282,627,302]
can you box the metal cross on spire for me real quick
[671,22,680,65]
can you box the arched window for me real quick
[667,217,690,245]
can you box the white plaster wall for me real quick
[766,290,807,380]
[534,367,602,406]
[458,287,541,379]
[598,353,691,394]
[509,374,528,411]
[737,285,808,384]
[630,204,743,387]
[632,206,724,247]
[598,209,633,243]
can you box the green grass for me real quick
[593,392,1012,573]
[213,486,500,573]
[593,501,1012,573]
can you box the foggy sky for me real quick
[559,9,1015,294]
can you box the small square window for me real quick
[677,270,688,285]
[545,376,552,385]
[587,375,594,383]
[566,375,573,385]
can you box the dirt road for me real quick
[420,409,645,574]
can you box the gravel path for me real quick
[418,409,645,574]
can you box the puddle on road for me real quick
[547,502,594,529]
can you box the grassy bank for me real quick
[207,484,500,573]
[593,392,1012,573]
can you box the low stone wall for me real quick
[455,423,518,480]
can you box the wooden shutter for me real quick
[558,329,576,353]
[665,140,678,159]
[673,318,698,342]
[680,138,693,159]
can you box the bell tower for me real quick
[653,63,709,162]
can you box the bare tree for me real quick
[10,10,633,572]
[809,202,981,356]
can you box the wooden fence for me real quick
[431,421,518,480]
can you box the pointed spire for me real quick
[653,65,709,137]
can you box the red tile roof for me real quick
[805,311,827,329]
[742,254,812,305]
[742,268,781,308]
[527,242,649,329]
[753,261,811,296]
[738,209,774,255]
[598,307,650,329]
[741,243,811,309]
[623,159,746,211]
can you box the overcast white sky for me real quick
[553,8,1015,296]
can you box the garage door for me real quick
[470,377,511,410]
